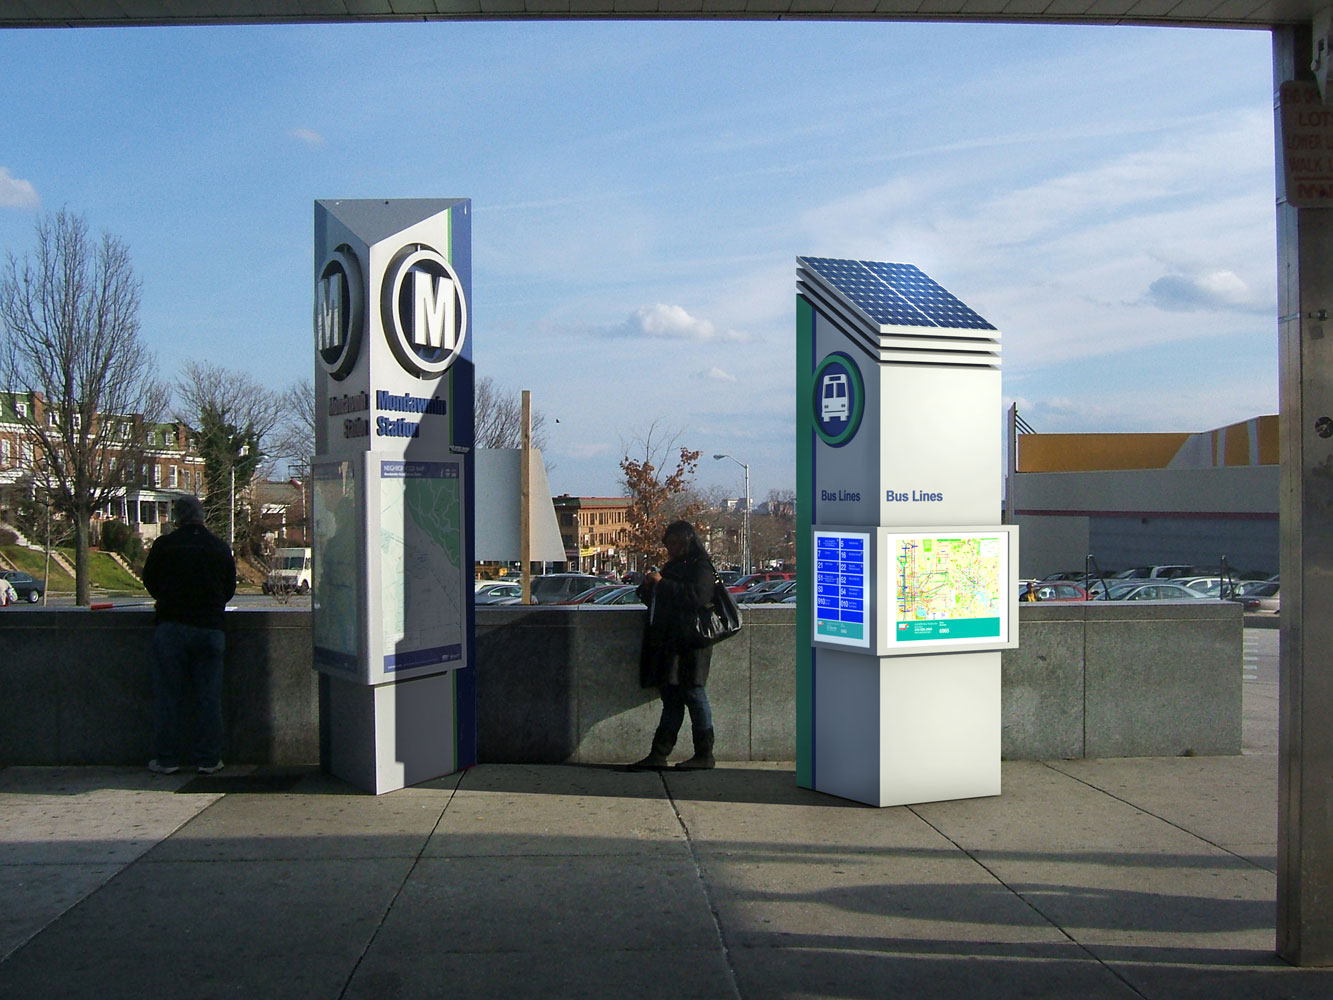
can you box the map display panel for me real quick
[379,459,465,673]
[312,459,361,673]
[890,531,1009,645]
[814,530,871,648]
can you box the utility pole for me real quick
[714,453,750,574]
[521,390,532,604]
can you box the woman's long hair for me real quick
[662,520,709,561]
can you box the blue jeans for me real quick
[658,684,713,737]
[151,621,225,768]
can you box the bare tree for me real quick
[692,486,743,570]
[619,420,704,571]
[475,376,549,451]
[266,378,316,475]
[174,361,283,544]
[750,491,797,569]
[0,209,168,605]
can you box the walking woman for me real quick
[629,520,718,770]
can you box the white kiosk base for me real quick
[813,650,1001,807]
[324,671,460,795]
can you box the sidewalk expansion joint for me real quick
[1037,760,1276,875]
[0,786,223,965]
[906,804,1153,1000]
[335,779,461,1000]
[660,772,745,1000]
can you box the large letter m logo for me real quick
[317,274,344,350]
[411,270,458,351]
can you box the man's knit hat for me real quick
[173,495,206,525]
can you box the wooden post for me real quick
[521,390,532,604]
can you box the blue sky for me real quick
[0,19,1277,501]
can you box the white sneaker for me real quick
[196,761,224,775]
[148,760,179,775]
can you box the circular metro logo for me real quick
[381,244,468,378]
[314,246,364,381]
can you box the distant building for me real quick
[552,495,631,574]
[1007,413,1278,578]
[252,478,310,547]
[0,390,206,542]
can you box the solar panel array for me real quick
[801,257,995,332]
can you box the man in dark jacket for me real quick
[141,495,237,775]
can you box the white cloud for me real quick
[1007,374,1277,434]
[289,128,325,148]
[0,167,39,209]
[796,105,1277,377]
[1141,270,1266,313]
[606,303,750,343]
[704,367,738,382]
[561,441,617,459]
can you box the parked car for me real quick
[1039,570,1089,583]
[1099,581,1206,601]
[727,571,795,594]
[475,583,522,604]
[529,573,609,604]
[1033,583,1089,602]
[1,570,43,603]
[739,579,797,604]
[587,585,645,606]
[556,584,626,605]
[737,579,795,603]
[717,570,744,587]
[1231,580,1280,613]
[1178,577,1245,599]
[1154,565,1219,579]
[1112,565,1196,580]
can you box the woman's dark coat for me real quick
[637,552,716,688]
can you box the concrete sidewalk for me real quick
[1,633,1328,998]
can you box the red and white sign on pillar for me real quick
[1279,81,1333,207]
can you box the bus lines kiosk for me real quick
[311,199,475,794]
[796,257,1018,807]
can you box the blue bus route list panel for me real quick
[814,531,871,648]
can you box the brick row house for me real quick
[552,495,632,575]
[252,477,311,548]
[0,390,207,543]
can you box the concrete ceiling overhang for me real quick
[0,0,1320,31]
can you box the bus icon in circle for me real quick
[812,351,863,447]
[821,373,849,422]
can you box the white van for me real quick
[264,547,312,595]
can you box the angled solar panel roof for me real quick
[800,256,996,332]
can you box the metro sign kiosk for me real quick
[796,257,1018,807]
[312,199,475,794]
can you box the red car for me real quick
[728,571,796,594]
[1032,583,1090,602]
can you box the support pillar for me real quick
[1274,24,1333,967]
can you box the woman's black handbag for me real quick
[681,577,744,649]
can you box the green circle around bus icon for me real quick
[813,352,865,447]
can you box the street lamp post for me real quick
[42,494,51,607]
[229,444,250,548]
[713,453,750,575]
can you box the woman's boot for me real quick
[675,728,715,770]
[628,727,676,770]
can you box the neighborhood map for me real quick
[378,460,465,673]
[312,460,361,672]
